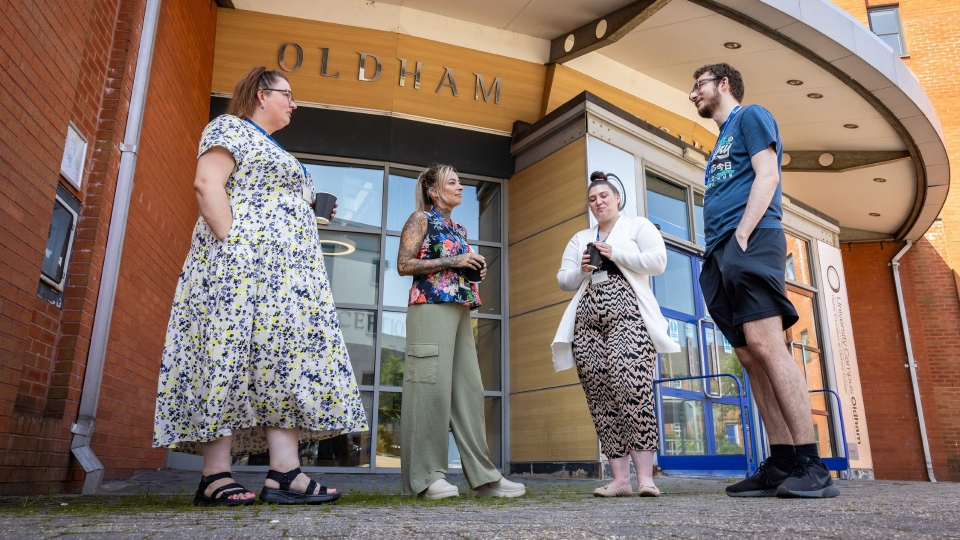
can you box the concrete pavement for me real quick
[1,470,958,539]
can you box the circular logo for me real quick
[827,266,841,293]
[605,173,627,212]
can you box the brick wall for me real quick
[0,0,218,494]
[832,1,960,482]
[87,0,218,482]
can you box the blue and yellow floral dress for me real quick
[153,114,367,455]
[407,211,481,308]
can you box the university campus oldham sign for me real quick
[277,42,503,104]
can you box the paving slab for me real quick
[1,470,958,539]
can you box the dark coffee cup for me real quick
[585,242,601,271]
[463,263,484,283]
[314,192,337,225]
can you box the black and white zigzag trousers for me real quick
[572,273,658,458]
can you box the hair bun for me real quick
[590,171,607,182]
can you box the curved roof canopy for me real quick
[230,0,949,241]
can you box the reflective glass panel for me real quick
[693,191,705,247]
[474,245,501,315]
[337,308,377,386]
[712,403,745,455]
[659,318,701,392]
[661,397,706,455]
[653,250,695,315]
[237,391,374,468]
[475,318,501,391]
[379,311,407,387]
[786,290,820,350]
[715,328,743,396]
[646,172,690,241]
[305,163,384,229]
[869,7,900,34]
[383,235,412,307]
[444,397,501,468]
[318,231,380,305]
[784,233,812,286]
[377,391,403,468]
[385,170,501,241]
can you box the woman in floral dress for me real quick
[396,164,525,500]
[153,67,367,506]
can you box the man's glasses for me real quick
[691,77,721,93]
[263,88,294,103]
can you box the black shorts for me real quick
[699,228,798,348]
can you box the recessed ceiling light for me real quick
[724,42,742,49]
[807,93,823,99]
[320,239,356,256]
[873,177,887,183]
[869,213,881,217]
[844,124,859,129]
[787,80,804,86]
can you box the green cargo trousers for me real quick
[401,303,502,495]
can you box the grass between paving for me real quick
[0,484,604,517]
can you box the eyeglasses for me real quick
[263,88,295,103]
[691,77,721,93]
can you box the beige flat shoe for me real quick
[593,484,633,497]
[418,478,459,500]
[637,484,661,497]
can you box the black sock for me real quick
[768,444,795,471]
[795,443,822,463]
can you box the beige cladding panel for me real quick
[509,216,586,317]
[510,302,581,394]
[508,141,587,246]
[510,386,598,462]
[212,9,545,133]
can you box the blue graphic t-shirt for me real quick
[703,104,783,256]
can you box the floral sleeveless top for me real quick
[407,211,482,309]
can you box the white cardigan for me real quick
[551,216,681,372]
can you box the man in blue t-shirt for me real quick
[691,63,837,499]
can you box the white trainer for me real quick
[470,477,526,498]
[419,478,460,500]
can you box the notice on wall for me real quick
[816,241,873,471]
[586,137,638,227]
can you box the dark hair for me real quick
[693,63,745,103]
[226,66,289,118]
[415,163,458,212]
[588,171,620,198]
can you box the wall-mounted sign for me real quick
[60,122,87,190]
[277,43,503,104]
[817,240,873,472]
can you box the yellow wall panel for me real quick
[213,9,546,133]
[543,65,717,150]
[508,216,587,317]
[508,141,587,246]
[510,302,581,393]
[510,386,597,462]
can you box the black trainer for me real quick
[776,454,840,498]
[725,460,791,497]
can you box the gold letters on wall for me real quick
[212,9,547,133]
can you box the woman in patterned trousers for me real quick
[552,172,681,497]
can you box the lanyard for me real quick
[596,218,618,242]
[430,208,470,254]
[245,119,308,179]
[704,105,742,186]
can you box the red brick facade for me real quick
[835,0,960,481]
[0,1,217,494]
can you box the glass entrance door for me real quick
[654,248,758,475]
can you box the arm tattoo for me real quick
[397,212,459,276]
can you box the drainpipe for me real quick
[69,0,163,495]
[890,241,937,482]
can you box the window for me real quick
[38,186,80,308]
[646,172,691,241]
[228,159,506,471]
[868,6,907,55]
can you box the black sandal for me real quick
[193,472,256,507]
[259,467,341,505]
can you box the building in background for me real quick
[0,0,956,494]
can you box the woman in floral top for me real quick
[396,164,524,500]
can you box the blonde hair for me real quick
[415,164,458,212]
[225,66,288,119]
